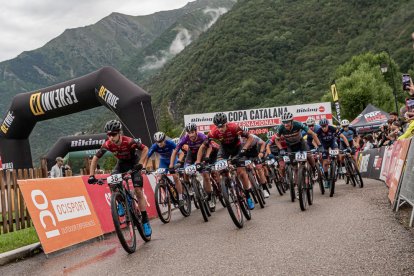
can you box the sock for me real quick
[178,193,183,200]
[324,171,328,179]
[208,192,212,201]
[141,211,149,223]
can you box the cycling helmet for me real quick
[281,112,294,122]
[185,123,197,132]
[240,126,249,132]
[213,112,228,127]
[267,131,274,139]
[306,117,315,125]
[154,131,166,142]
[104,120,122,133]
[172,137,180,145]
[319,118,329,126]
[341,119,350,127]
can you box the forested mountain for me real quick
[145,0,414,131]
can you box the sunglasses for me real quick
[308,124,314,127]
[107,132,119,137]
[321,125,328,128]
[282,121,292,125]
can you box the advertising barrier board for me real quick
[83,174,157,234]
[18,177,103,254]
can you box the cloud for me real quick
[141,6,228,71]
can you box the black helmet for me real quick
[185,123,197,132]
[104,120,122,133]
[281,112,294,122]
[319,118,329,126]
[213,112,228,127]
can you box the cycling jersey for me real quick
[96,136,145,160]
[303,125,320,149]
[148,139,176,159]
[339,127,356,142]
[206,123,249,159]
[241,134,263,149]
[277,121,309,146]
[316,126,340,145]
[176,132,208,154]
[96,136,146,187]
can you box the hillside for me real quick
[145,0,414,127]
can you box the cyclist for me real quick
[170,123,216,209]
[316,118,351,188]
[275,112,322,171]
[88,120,152,237]
[196,112,256,209]
[266,126,288,179]
[142,132,186,206]
[240,126,269,198]
[303,117,321,150]
[339,119,357,163]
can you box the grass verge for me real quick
[0,227,39,254]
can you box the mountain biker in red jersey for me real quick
[88,120,151,237]
[196,112,256,209]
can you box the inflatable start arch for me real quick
[0,67,158,169]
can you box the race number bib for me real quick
[295,152,307,162]
[107,174,122,185]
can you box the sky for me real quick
[0,0,192,62]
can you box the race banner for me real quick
[331,82,342,122]
[83,174,157,234]
[184,102,332,132]
[18,177,103,254]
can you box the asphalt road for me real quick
[1,178,414,275]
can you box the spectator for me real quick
[50,157,70,178]
[362,134,374,151]
[377,123,390,147]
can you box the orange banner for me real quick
[18,177,103,254]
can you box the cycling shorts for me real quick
[113,157,143,188]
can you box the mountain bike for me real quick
[205,164,226,210]
[310,150,325,195]
[94,170,150,253]
[245,159,266,209]
[185,165,211,222]
[281,154,296,202]
[215,158,251,229]
[152,168,191,223]
[294,151,314,211]
[342,150,363,188]
[265,156,285,196]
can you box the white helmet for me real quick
[240,126,249,132]
[341,119,350,127]
[154,131,166,142]
[172,137,180,145]
[306,117,315,125]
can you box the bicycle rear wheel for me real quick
[111,191,136,253]
[298,165,308,211]
[154,183,171,223]
[271,168,284,195]
[221,177,244,228]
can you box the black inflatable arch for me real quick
[45,133,108,170]
[0,67,157,169]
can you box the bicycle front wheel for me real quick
[298,165,308,211]
[111,191,137,253]
[154,183,171,223]
[221,177,244,228]
[329,161,336,197]
[248,171,265,208]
